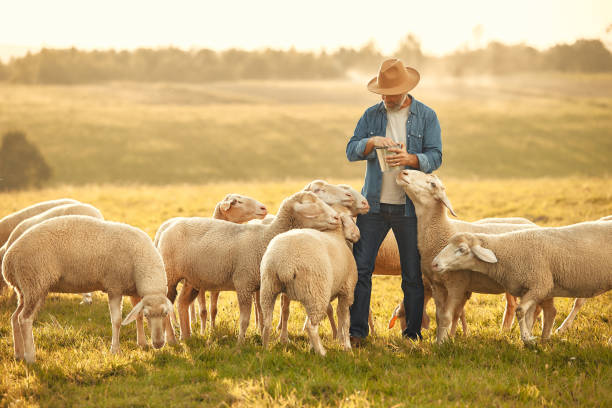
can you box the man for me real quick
[346,58,442,343]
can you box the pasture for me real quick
[1,178,611,407]
[0,74,611,406]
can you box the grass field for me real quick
[1,178,611,407]
[1,73,611,186]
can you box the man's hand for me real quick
[363,136,398,156]
[386,144,419,168]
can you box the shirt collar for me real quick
[377,94,417,115]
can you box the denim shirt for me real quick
[346,96,442,216]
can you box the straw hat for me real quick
[367,58,420,95]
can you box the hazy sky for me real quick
[2,0,611,56]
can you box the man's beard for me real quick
[384,94,408,112]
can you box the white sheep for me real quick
[395,170,546,343]
[157,191,341,344]
[2,215,176,363]
[276,181,359,340]
[0,202,104,304]
[178,194,268,334]
[0,199,80,248]
[431,221,612,344]
[260,204,360,356]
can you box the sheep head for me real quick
[218,194,268,223]
[303,180,355,209]
[122,294,176,349]
[396,170,457,217]
[431,232,498,274]
[286,191,341,231]
[337,184,370,216]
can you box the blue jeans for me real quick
[349,203,424,339]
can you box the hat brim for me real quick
[367,66,420,95]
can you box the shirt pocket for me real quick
[407,117,424,153]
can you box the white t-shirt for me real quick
[379,106,410,204]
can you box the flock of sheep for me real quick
[1,171,610,363]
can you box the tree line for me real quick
[0,36,611,84]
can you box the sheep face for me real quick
[431,233,498,274]
[219,194,268,223]
[337,184,370,216]
[122,294,176,349]
[303,180,355,209]
[290,191,341,231]
[395,170,457,217]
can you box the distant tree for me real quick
[394,34,424,67]
[0,131,52,191]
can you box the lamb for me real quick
[0,202,104,303]
[0,198,80,248]
[157,191,341,343]
[431,221,612,344]
[1,215,176,363]
[395,169,544,343]
[260,204,360,356]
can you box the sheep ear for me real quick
[122,300,144,325]
[220,198,237,212]
[166,298,178,326]
[471,245,498,263]
[436,189,457,217]
[340,214,360,243]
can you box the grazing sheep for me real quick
[0,203,104,303]
[178,194,268,334]
[0,199,80,248]
[2,215,176,363]
[395,170,544,343]
[158,191,341,344]
[260,204,360,356]
[431,222,612,344]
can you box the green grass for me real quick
[1,73,611,186]
[0,179,611,407]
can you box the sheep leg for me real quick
[422,292,430,330]
[278,294,291,344]
[11,296,25,360]
[501,293,518,331]
[367,309,376,337]
[254,291,264,333]
[236,291,253,344]
[189,303,197,327]
[524,303,538,332]
[327,303,338,339]
[437,290,464,343]
[336,296,352,351]
[177,284,199,340]
[260,291,278,348]
[555,298,586,334]
[19,296,45,364]
[108,293,123,354]
[449,297,469,336]
[164,282,179,345]
[197,291,208,334]
[539,298,557,340]
[209,291,220,331]
[304,318,326,357]
[130,295,147,348]
[516,296,540,345]
[430,284,449,343]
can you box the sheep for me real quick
[1,215,176,363]
[0,202,104,303]
[599,215,612,221]
[276,181,358,340]
[0,198,80,248]
[178,194,268,334]
[157,191,341,344]
[260,204,360,356]
[431,221,612,344]
[395,169,545,343]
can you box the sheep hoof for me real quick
[522,336,537,346]
[110,346,121,354]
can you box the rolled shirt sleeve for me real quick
[416,111,442,173]
[346,113,377,161]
